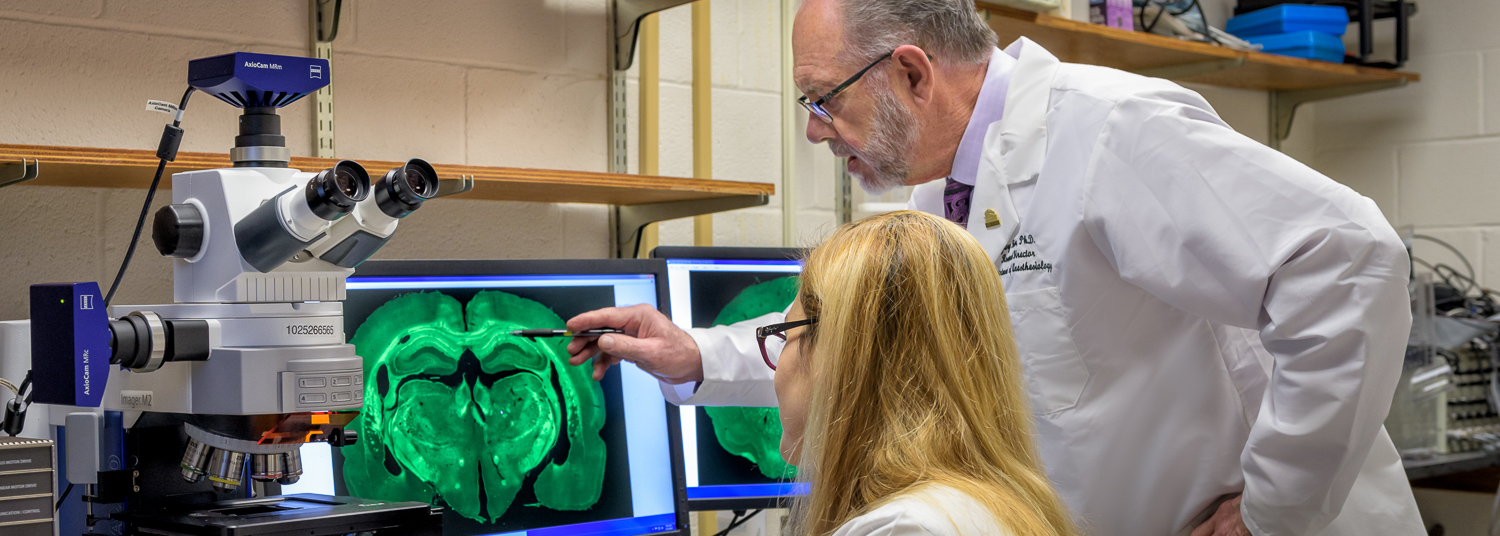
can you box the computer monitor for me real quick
[292,259,687,536]
[651,247,808,511]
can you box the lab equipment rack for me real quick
[971,2,1419,149]
[612,0,1418,151]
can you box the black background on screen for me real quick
[684,270,796,487]
[335,284,642,535]
[687,271,795,329]
[693,407,787,486]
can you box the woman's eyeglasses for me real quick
[756,318,817,370]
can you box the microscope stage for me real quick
[116,493,440,535]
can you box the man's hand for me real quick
[1189,496,1251,536]
[566,304,705,384]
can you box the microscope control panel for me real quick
[282,370,364,411]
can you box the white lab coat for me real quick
[665,38,1424,536]
[831,485,1012,536]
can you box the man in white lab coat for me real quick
[567,0,1425,534]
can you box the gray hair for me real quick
[838,0,998,67]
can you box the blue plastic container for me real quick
[1246,31,1347,63]
[1227,4,1349,38]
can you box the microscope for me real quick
[26,52,444,534]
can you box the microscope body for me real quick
[109,166,362,413]
[100,164,372,499]
[27,52,444,527]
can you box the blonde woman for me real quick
[759,210,1075,536]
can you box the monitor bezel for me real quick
[650,246,805,262]
[347,258,689,536]
[647,247,809,512]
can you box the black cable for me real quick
[104,86,195,307]
[55,483,73,511]
[103,158,167,307]
[1140,1,1169,33]
[1414,234,1477,295]
[1191,0,1220,45]
[712,509,763,536]
[1138,0,1218,45]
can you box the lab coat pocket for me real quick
[1006,287,1089,416]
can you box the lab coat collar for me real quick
[949,48,1015,186]
[994,37,1060,187]
[960,38,1061,261]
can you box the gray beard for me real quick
[830,82,918,195]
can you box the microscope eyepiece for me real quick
[401,160,439,199]
[373,159,439,219]
[305,160,370,220]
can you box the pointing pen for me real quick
[510,329,625,338]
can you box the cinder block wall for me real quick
[0,0,823,320]
[1309,0,1500,531]
[1313,0,1498,289]
[623,0,841,249]
[628,0,1314,248]
[0,0,1322,324]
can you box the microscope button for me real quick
[332,392,353,402]
[300,393,328,404]
[332,376,352,387]
[300,378,328,388]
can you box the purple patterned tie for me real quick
[943,177,973,227]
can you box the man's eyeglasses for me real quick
[797,51,894,125]
[756,318,817,371]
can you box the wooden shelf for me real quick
[0,144,774,206]
[977,3,1419,91]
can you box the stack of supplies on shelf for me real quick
[1227,4,1349,62]
[1090,0,1135,31]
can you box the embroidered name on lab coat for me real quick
[999,234,1053,275]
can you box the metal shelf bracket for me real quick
[615,194,769,258]
[0,158,40,188]
[432,174,476,199]
[310,0,342,158]
[613,0,694,71]
[1133,57,1246,81]
[1269,78,1408,149]
[312,0,342,43]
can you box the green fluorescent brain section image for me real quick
[341,290,606,523]
[708,276,799,480]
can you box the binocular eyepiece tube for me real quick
[373,159,439,219]
[234,160,372,273]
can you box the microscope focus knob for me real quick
[152,203,205,258]
[328,427,358,447]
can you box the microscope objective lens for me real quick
[278,450,304,485]
[179,439,213,483]
[251,453,286,481]
[207,449,247,493]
